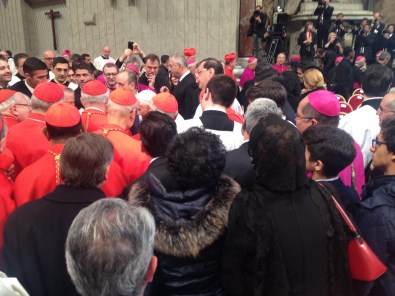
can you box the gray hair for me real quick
[171,53,188,68]
[379,51,391,61]
[31,94,60,112]
[0,92,29,112]
[107,99,137,116]
[66,198,155,296]
[245,98,283,134]
[126,55,142,68]
[81,90,109,105]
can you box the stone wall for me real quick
[375,0,395,25]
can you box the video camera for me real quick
[269,10,288,38]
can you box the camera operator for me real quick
[263,26,287,60]
[383,24,395,69]
[330,13,346,43]
[314,0,334,48]
[371,11,385,55]
[353,18,369,56]
[324,32,343,55]
[361,23,377,64]
[247,5,267,58]
[247,5,268,59]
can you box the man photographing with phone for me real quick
[314,0,333,48]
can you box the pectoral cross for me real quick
[45,9,60,50]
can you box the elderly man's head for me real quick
[66,198,157,296]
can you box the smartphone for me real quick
[128,41,134,50]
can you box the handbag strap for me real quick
[316,182,358,234]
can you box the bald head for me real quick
[102,46,111,58]
[43,50,55,69]
[377,91,395,126]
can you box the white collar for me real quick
[179,70,190,82]
[315,177,339,182]
[24,80,35,94]
[204,106,227,113]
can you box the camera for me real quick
[334,37,340,43]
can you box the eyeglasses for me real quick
[372,138,387,148]
[378,105,395,114]
[14,103,31,107]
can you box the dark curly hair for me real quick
[166,127,226,190]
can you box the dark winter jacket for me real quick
[355,175,395,296]
[129,174,241,296]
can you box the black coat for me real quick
[221,180,354,296]
[334,58,354,99]
[129,175,241,296]
[171,72,199,119]
[9,80,32,98]
[248,12,267,37]
[314,4,334,30]
[298,31,318,61]
[223,142,255,189]
[2,185,106,296]
[156,64,171,91]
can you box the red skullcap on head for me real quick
[82,80,108,96]
[0,89,16,103]
[355,56,365,62]
[335,56,343,64]
[183,48,196,57]
[247,57,257,64]
[290,55,302,63]
[225,53,236,63]
[110,88,137,106]
[153,92,178,113]
[187,58,196,66]
[62,49,71,56]
[307,90,340,117]
[33,82,64,103]
[45,102,81,127]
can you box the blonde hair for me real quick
[328,32,337,39]
[303,68,324,90]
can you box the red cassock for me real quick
[13,143,129,206]
[81,108,107,132]
[96,123,151,183]
[3,116,19,129]
[0,148,16,249]
[225,66,236,81]
[6,113,50,176]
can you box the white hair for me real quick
[66,198,155,296]
[245,98,283,134]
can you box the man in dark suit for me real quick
[384,24,395,69]
[314,0,334,48]
[121,111,178,198]
[334,47,355,99]
[10,57,48,98]
[2,133,113,296]
[170,53,199,119]
[224,98,282,189]
[371,11,386,56]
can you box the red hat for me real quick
[356,56,366,62]
[247,57,257,65]
[0,89,16,103]
[109,89,137,106]
[335,56,343,64]
[290,55,302,63]
[153,93,178,113]
[82,80,108,96]
[62,49,71,56]
[126,65,139,75]
[225,53,236,63]
[307,90,340,117]
[183,48,196,57]
[45,102,81,127]
[33,82,64,103]
[187,58,196,66]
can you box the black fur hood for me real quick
[128,174,241,258]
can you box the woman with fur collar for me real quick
[128,127,240,296]
[221,114,353,296]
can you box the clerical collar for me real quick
[315,177,339,182]
[102,56,109,59]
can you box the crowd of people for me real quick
[0,4,394,295]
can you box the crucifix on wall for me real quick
[45,9,60,50]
